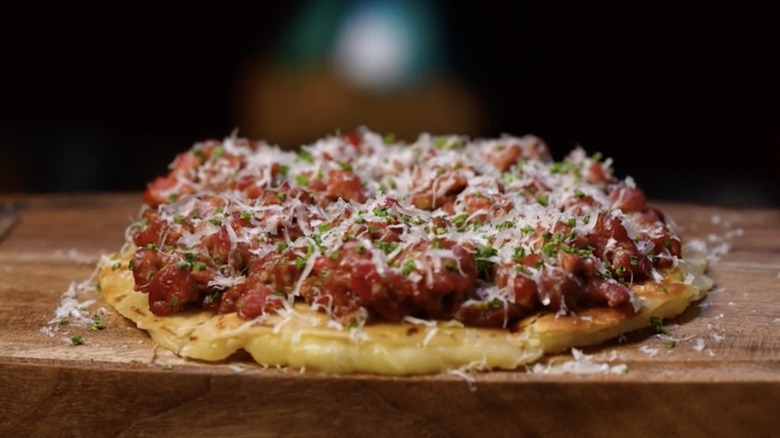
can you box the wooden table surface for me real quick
[0,193,778,437]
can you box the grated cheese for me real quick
[120,128,706,337]
[529,348,629,375]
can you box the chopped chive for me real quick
[295,175,310,186]
[193,147,206,162]
[401,259,416,276]
[453,214,468,228]
[650,316,667,334]
[542,242,557,257]
[90,314,104,331]
[496,220,514,231]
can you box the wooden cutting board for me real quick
[1,193,778,437]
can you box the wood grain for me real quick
[0,193,778,437]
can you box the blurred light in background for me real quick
[237,0,484,147]
[331,0,443,91]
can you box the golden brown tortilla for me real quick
[99,248,711,375]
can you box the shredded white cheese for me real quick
[529,349,629,375]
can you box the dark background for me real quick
[1,2,777,207]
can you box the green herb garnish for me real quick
[452,214,468,229]
[401,259,416,276]
[650,316,668,334]
[90,314,104,331]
